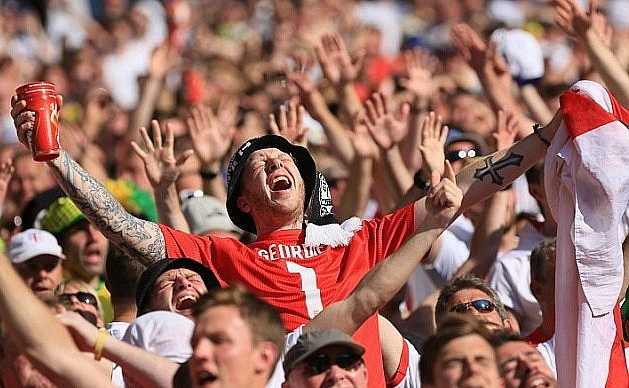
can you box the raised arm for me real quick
[0,252,112,387]
[305,161,462,335]
[555,0,629,107]
[131,120,194,232]
[58,311,178,388]
[413,108,563,232]
[11,96,165,267]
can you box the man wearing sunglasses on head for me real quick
[282,329,368,388]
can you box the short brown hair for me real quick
[193,284,285,353]
[435,274,508,325]
[420,313,496,384]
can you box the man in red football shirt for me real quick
[11,95,561,386]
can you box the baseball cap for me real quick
[9,228,65,264]
[226,135,316,234]
[39,196,85,235]
[181,194,242,236]
[283,329,365,377]
[491,28,544,85]
[135,258,221,315]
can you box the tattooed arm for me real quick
[11,97,165,267]
[412,109,563,230]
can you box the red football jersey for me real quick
[159,203,416,387]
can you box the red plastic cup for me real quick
[15,82,60,161]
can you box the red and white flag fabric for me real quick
[545,80,629,387]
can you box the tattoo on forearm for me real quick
[473,152,524,185]
[49,151,165,266]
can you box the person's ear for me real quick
[253,341,279,375]
[237,195,251,214]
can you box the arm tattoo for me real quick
[473,152,524,185]
[48,151,165,266]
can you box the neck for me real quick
[253,214,304,237]
[111,300,138,323]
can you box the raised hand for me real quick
[349,113,379,160]
[186,101,236,166]
[149,42,179,79]
[417,111,448,177]
[131,120,194,190]
[315,33,363,87]
[363,92,410,150]
[56,310,100,353]
[399,48,438,104]
[269,100,309,147]
[0,158,14,206]
[11,94,64,153]
[492,109,519,151]
[426,160,461,226]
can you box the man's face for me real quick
[148,268,208,318]
[445,140,478,174]
[13,254,63,299]
[9,154,54,203]
[284,345,368,388]
[447,289,505,329]
[430,334,503,388]
[189,305,270,388]
[237,148,305,229]
[60,220,108,281]
[495,341,556,388]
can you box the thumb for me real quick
[443,160,456,184]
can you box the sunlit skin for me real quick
[446,289,509,330]
[236,148,306,236]
[496,341,556,388]
[189,305,277,388]
[147,268,208,318]
[428,334,504,388]
[13,254,63,299]
[282,345,368,388]
[60,220,109,287]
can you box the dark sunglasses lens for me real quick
[58,292,98,307]
[472,299,494,312]
[452,303,469,313]
[336,353,361,369]
[307,355,331,374]
[78,292,98,306]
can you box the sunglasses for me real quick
[58,292,98,307]
[305,353,363,375]
[446,149,479,162]
[450,299,495,314]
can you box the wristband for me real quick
[94,329,108,361]
[532,123,550,147]
[199,170,218,180]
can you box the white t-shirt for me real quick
[487,222,546,336]
[122,311,194,363]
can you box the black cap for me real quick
[226,135,316,234]
[135,258,220,315]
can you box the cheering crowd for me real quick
[1,0,628,387]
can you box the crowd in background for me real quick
[0,0,628,387]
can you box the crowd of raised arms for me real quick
[0,0,628,387]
